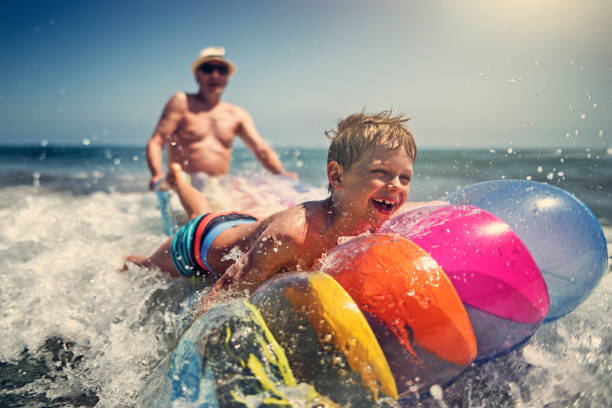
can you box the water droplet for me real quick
[430,384,444,401]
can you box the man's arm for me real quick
[196,229,299,317]
[235,107,298,179]
[146,92,186,190]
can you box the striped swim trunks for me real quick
[170,212,258,280]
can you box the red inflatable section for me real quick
[320,234,477,398]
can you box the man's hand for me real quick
[149,174,165,191]
[280,171,299,180]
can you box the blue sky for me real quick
[1,0,611,149]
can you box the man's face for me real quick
[196,61,229,95]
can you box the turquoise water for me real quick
[0,145,610,407]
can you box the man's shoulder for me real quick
[169,91,189,101]
[165,92,189,111]
[218,101,249,117]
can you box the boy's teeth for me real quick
[373,198,395,211]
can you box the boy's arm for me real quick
[196,230,299,316]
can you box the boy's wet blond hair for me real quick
[326,110,417,174]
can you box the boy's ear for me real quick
[327,161,343,189]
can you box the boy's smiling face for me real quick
[328,144,413,231]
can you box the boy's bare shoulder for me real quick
[262,204,307,239]
[253,201,329,270]
[262,200,327,245]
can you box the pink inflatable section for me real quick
[381,204,550,359]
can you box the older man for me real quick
[146,46,295,191]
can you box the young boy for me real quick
[125,110,417,314]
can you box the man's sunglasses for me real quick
[199,64,229,75]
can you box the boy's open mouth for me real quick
[372,198,398,214]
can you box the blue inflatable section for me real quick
[448,180,608,321]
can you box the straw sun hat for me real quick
[191,46,236,76]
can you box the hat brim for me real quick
[191,56,236,76]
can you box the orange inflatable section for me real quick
[323,234,477,365]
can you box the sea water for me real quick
[0,145,610,407]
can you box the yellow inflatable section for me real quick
[250,271,398,407]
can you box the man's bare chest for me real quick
[178,112,240,143]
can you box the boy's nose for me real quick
[387,176,401,189]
